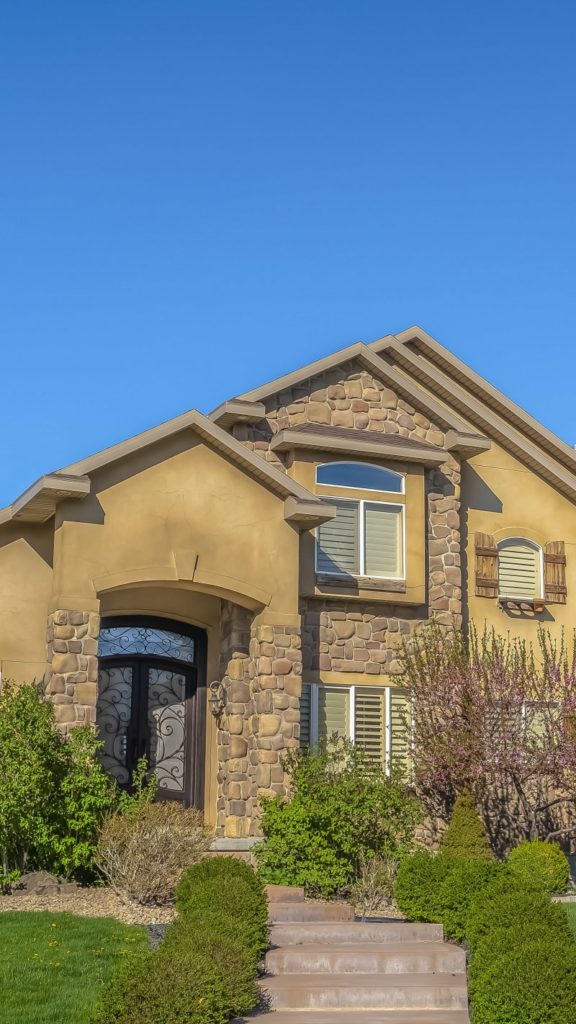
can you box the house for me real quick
[0,326,574,850]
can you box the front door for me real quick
[96,618,206,807]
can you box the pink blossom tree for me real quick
[400,625,576,851]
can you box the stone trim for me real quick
[45,609,100,732]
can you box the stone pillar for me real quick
[45,610,100,733]
[427,456,462,629]
[216,603,302,839]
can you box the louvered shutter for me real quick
[364,504,403,578]
[299,684,311,746]
[498,539,540,599]
[389,687,412,779]
[475,532,498,597]
[354,688,386,766]
[544,541,567,604]
[317,686,350,744]
[317,500,359,575]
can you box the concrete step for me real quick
[266,884,305,904]
[265,941,466,976]
[235,1012,470,1024]
[259,972,468,1011]
[268,901,356,923]
[270,920,444,946]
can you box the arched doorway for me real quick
[96,616,207,807]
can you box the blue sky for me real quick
[1,1,575,505]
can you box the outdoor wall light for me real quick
[208,680,226,718]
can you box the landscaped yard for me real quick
[565,903,576,939]
[0,912,147,1024]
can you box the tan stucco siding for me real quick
[52,438,300,620]
[464,440,576,639]
[0,523,53,682]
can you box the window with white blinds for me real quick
[300,683,412,778]
[317,499,404,579]
[497,538,542,599]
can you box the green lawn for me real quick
[0,911,148,1024]
[566,903,576,940]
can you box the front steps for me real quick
[238,884,470,1024]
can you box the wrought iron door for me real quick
[96,618,206,807]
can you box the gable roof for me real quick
[0,409,335,528]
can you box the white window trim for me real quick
[496,536,545,601]
[315,461,405,495]
[316,498,405,581]
[307,683,400,776]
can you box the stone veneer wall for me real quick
[233,359,463,658]
[45,610,100,733]
[217,601,302,838]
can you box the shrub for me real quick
[434,859,504,943]
[466,871,567,951]
[96,802,212,904]
[163,919,259,1015]
[508,839,570,894]
[256,739,421,898]
[470,921,573,988]
[394,851,455,922]
[350,854,397,919]
[471,938,576,1024]
[439,792,493,861]
[176,857,268,963]
[0,683,118,880]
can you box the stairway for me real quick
[239,884,470,1024]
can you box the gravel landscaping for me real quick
[0,886,176,927]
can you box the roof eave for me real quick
[270,428,448,467]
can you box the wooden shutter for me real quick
[475,532,498,597]
[317,686,350,744]
[364,504,403,578]
[317,500,359,575]
[354,687,386,766]
[498,539,540,599]
[544,541,567,604]
[300,684,311,746]
[389,687,412,780]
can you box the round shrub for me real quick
[435,858,504,943]
[508,839,570,894]
[470,921,573,991]
[466,871,567,951]
[439,793,493,861]
[176,857,268,962]
[394,851,455,922]
[471,938,576,1024]
[163,920,260,1017]
[91,948,231,1024]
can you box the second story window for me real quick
[315,462,405,580]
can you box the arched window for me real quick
[316,461,404,493]
[497,538,543,600]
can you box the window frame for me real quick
[315,496,406,580]
[315,461,405,495]
[304,683,413,778]
[496,536,544,602]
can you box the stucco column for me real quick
[45,609,100,733]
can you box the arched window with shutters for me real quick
[497,537,543,601]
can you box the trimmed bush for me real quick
[96,801,212,905]
[176,857,268,963]
[470,921,573,989]
[466,871,567,951]
[508,839,570,894]
[471,938,576,1024]
[95,856,267,1024]
[256,740,421,898]
[439,792,493,861]
[394,851,455,922]
[435,858,503,943]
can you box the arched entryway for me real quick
[96,616,207,808]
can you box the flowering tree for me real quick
[400,625,576,851]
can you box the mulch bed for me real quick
[0,886,176,926]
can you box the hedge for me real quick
[471,938,576,1024]
[508,839,569,895]
[394,851,455,922]
[93,857,267,1024]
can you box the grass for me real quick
[565,903,576,940]
[0,911,148,1024]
